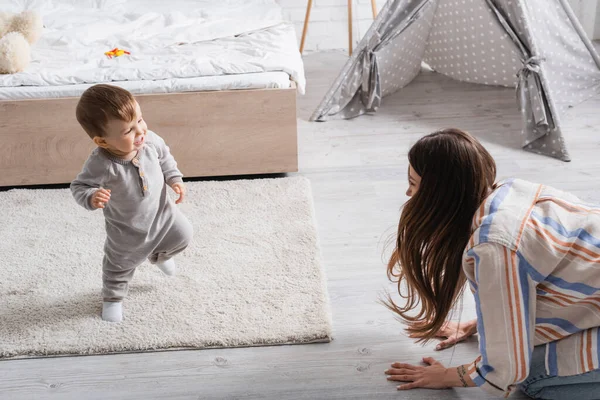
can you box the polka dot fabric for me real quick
[423,0,522,88]
[522,0,600,114]
[376,1,437,98]
[311,0,437,121]
[494,0,600,161]
[311,0,600,163]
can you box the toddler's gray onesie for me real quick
[71,131,193,301]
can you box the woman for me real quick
[383,129,600,399]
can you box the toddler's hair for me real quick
[76,84,136,139]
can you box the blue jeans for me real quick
[519,345,600,399]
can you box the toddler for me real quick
[71,84,193,322]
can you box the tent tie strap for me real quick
[516,56,550,130]
[519,56,545,75]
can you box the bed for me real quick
[0,0,303,186]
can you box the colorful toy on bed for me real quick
[104,48,130,58]
[0,10,43,74]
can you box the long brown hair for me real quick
[384,128,497,342]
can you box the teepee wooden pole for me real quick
[371,0,377,18]
[299,0,313,54]
[347,0,353,56]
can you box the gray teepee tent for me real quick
[310,0,600,161]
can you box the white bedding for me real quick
[0,0,306,98]
[0,72,292,100]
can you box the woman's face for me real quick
[406,164,421,197]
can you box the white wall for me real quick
[277,0,385,52]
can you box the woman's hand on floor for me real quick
[385,357,451,390]
[409,319,478,350]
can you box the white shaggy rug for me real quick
[0,177,331,359]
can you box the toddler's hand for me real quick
[92,188,111,209]
[171,182,186,204]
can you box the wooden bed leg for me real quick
[347,0,353,56]
[371,0,377,18]
[300,0,313,54]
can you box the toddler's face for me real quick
[99,101,147,156]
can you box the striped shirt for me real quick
[463,178,600,397]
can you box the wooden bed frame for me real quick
[0,84,298,187]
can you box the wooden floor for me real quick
[3,50,600,400]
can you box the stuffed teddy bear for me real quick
[0,10,43,74]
